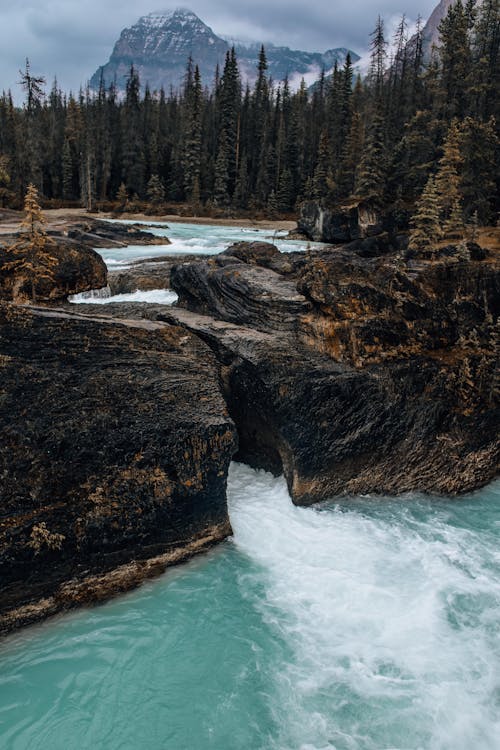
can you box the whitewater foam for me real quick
[70,289,178,305]
[1,465,498,749]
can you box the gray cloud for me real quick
[0,0,438,99]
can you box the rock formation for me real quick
[163,241,499,504]
[0,230,498,633]
[298,200,384,244]
[0,303,236,633]
[66,219,171,249]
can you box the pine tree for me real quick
[354,112,386,205]
[183,62,203,203]
[267,189,278,218]
[438,0,472,119]
[444,196,465,238]
[458,116,499,222]
[116,182,128,210]
[5,184,57,301]
[121,65,145,196]
[277,168,294,212]
[312,131,332,201]
[408,176,442,255]
[0,155,12,207]
[219,47,241,199]
[214,129,229,206]
[146,174,166,207]
[369,17,388,100]
[337,111,364,200]
[434,120,463,220]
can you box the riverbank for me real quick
[0,208,297,236]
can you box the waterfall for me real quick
[69,285,112,302]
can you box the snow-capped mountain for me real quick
[89,7,359,93]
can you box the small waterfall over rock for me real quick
[69,286,112,302]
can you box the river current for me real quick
[3,223,499,749]
[1,466,499,749]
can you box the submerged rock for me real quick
[0,302,236,633]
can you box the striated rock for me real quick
[298,200,384,243]
[171,252,310,332]
[0,240,107,302]
[0,302,236,633]
[164,241,499,504]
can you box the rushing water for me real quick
[1,464,499,750]
[99,220,318,265]
[70,220,319,305]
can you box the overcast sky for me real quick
[0,0,438,97]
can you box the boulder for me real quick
[0,240,107,302]
[171,253,310,332]
[222,240,281,267]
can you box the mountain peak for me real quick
[141,8,203,25]
[90,7,359,94]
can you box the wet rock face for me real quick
[166,241,499,504]
[0,303,236,632]
[0,241,107,302]
[298,200,383,243]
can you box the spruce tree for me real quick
[277,168,294,212]
[183,62,203,203]
[116,182,128,211]
[5,183,57,301]
[214,129,229,206]
[408,176,442,254]
[0,155,12,207]
[444,196,465,238]
[312,131,332,201]
[434,120,463,221]
[354,112,386,205]
[121,65,145,196]
[146,174,166,207]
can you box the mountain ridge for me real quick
[90,7,360,93]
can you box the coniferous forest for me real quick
[0,0,498,231]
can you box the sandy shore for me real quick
[0,208,297,235]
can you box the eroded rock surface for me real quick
[0,302,236,633]
[164,242,499,504]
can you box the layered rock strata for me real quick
[0,303,236,633]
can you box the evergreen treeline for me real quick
[0,0,498,225]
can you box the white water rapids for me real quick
[1,464,499,750]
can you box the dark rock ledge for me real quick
[0,303,236,634]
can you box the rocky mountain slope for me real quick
[421,0,455,55]
[90,8,359,93]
